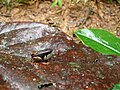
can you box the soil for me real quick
[0,0,120,37]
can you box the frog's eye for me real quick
[32,51,37,54]
[31,54,34,58]
[31,51,37,57]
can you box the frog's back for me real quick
[36,49,53,56]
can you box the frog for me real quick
[31,49,53,62]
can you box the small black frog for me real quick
[31,49,53,62]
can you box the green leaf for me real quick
[108,0,112,3]
[4,0,10,10]
[74,28,120,56]
[112,84,120,90]
[51,0,58,7]
[51,0,62,7]
[58,0,62,7]
[117,0,120,3]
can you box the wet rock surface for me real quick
[0,22,120,90]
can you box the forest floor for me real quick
[0,1,120,90]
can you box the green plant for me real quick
[108,0,120,3]
[16,0,36,4]
[0,0,37,12]
[71,0,88,3]
[0,0,10,10]
[74,28,120,56]
[51,0,89,8]
[51,0,62,8]
[117,0,120,3]
[111,84,120,90]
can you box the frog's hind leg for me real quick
[40,56,45,61]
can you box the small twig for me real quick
[76,8,93,27]
[37,82,54,89]
[114,21,120,31]
[81,8,93,25]
[0,12,11,17]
